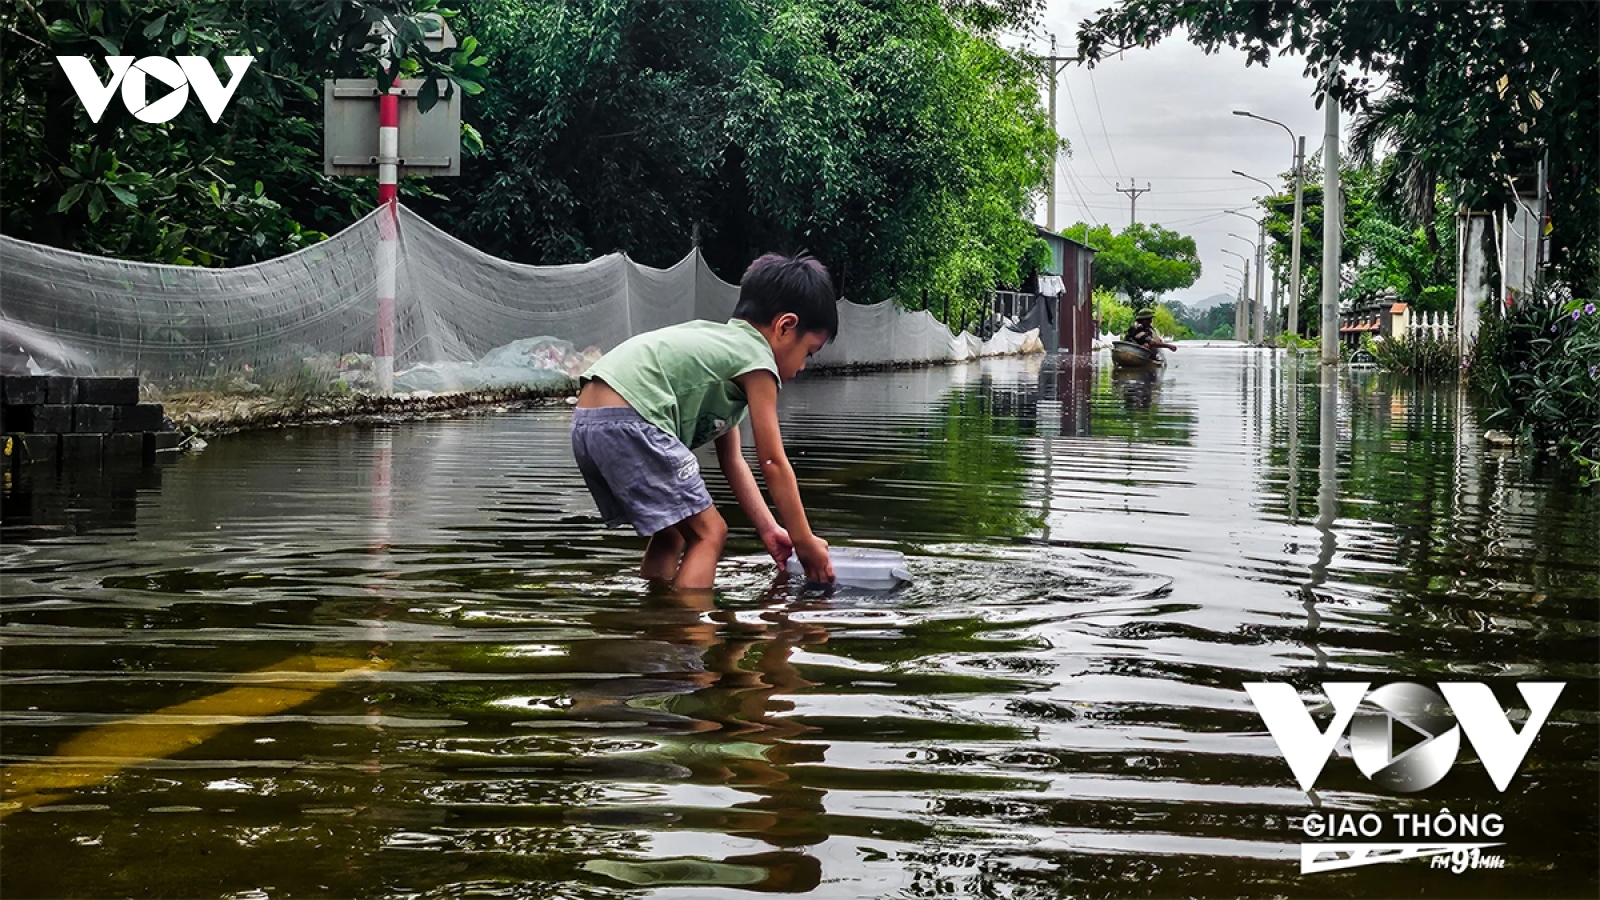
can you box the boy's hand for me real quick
[794,536,833,583]
[760,525,794,566]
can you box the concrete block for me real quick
[73,404,118,433]
[3,406,27,432]
[146,431,183,462]
[45,376,78,404]
[114,403,166,433]
[3,375,47,405]
[4,404,73,433]
[105,431,146,462]
[59,433,103,468]
[13,432,59,465]
[77,376,139,405]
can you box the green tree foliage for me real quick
[1061,221,1201,305]
[1336,160,1454,312]
[1074,0,1600,295]
[0,0,487,264]
[427,0,752,265]
[1150,305,1190,340]
[1095,286,1132,336]
[1250,42,1544,328]
[1348,92,1444,255]
[1166,300,1232,339]
[438,0,1055,318]
[1253,156,1455,330]
[5,0,1055,325]
[1094,286,1191,339]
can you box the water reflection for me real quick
[1,454,174,542]
[1111,367,1160,410]
[1,349,1595,899]
[1302,364,1340,671]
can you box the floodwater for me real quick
[2,346,1596,899]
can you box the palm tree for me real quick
[1348,92,1444,258]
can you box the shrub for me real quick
[1469,285,1600,480]
[1365,333,1458,377]
[1274,331,1317,351]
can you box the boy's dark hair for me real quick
[733,253,838,341]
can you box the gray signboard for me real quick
[323,78,461,177]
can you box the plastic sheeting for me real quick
[1,203,1040,394]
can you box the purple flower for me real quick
[1520,361,1528,370]
[1592,365,1599,378]
[1586,303,1597,315]
[1573,309,1582,321]
[1551,324,1559,332]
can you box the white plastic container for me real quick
[787,547,912,590]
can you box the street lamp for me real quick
[1232,169,1275,194]
[1223,269,1244,295]
[1233,110,1305,337]
[1229,181,1275,339]
[1221,247,1251,343]
[1229,231,1266,342]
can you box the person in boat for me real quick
[1125,308,1178,355]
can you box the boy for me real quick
[571,252,837,589]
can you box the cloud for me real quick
[1024,0,1330,309]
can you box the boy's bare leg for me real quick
[641,528,685,583]
[673,507,728,589]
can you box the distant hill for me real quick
[1188,292,1235,310]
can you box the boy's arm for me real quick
[713,425,789,563]
[733,371,833,581]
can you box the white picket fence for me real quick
[1408,309,1453,341]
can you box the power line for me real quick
[1063,200,1267,211]
[1083,175,1287,182]
[1058,157,1100,230]
[1062,185,1270,198]
[1085,66,1123,177]
[1058,69,1116,189]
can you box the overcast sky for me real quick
[1012,1,1332,308]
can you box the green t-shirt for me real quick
[582,318,780,448]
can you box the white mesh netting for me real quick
[0,204,1039,395]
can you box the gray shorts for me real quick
[570,406,714,536]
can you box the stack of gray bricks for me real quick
[2,375,182,471]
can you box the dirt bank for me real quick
[163,386,577,437]
[163,352,1037,438]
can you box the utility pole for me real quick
[1253,233,1265,343]
[1231,232,1265,343]
[1222,247,1250,342]
[374,32,401,396]
[1232,112,1306,338]
[1227,205,1269,344]
[1271,263,1282,336]
[1235,257,1248,344]
[1320,98,1341,365]
[1116,180,1152,227]
[1041,36,1081,233]
[1290,136,1306,338]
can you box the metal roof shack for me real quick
[1025,226,1097,354]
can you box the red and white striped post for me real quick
[374,72,400,395]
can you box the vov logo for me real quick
[57,56,254,124]
[1246,682,1564,792]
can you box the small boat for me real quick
[1111,340,1163,369]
